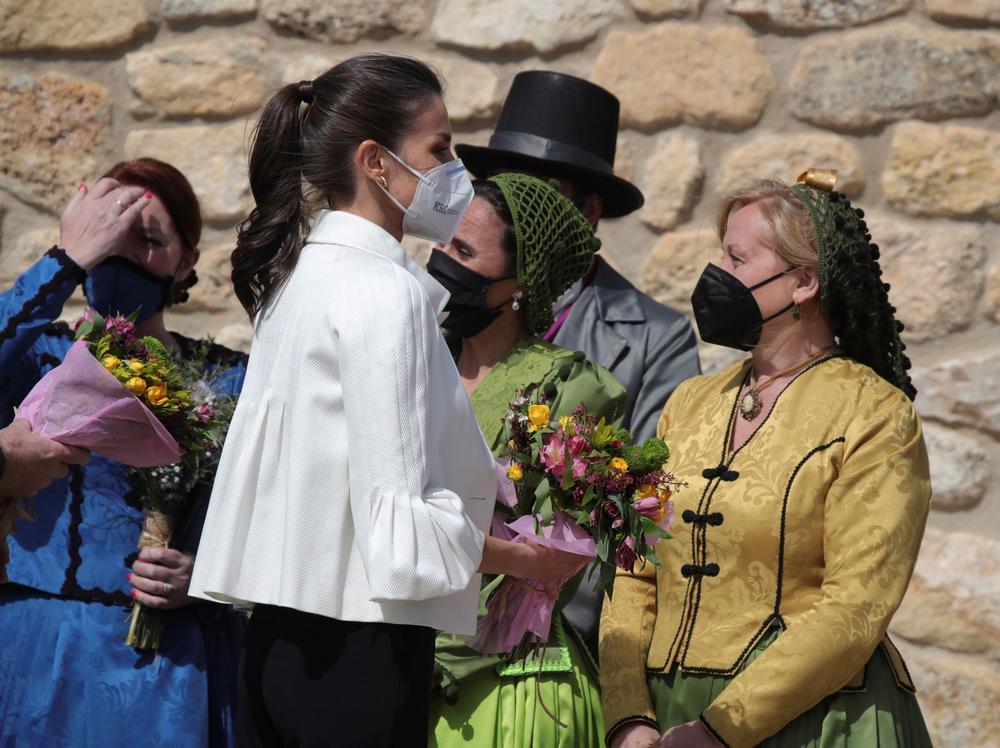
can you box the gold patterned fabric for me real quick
[600,356,931,748]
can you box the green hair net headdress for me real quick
[488,173,601,335]
[789,169,915,400]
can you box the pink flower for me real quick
[540,435,567,476]
[659,500,676,533]
[194,402,213,423]
[633,496,662,518]
[571,457,588,480]
[566,435,589,456]
[602,500,620,519]
[616,535,637,569]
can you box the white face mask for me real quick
[377,146,474,244]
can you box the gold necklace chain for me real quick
[739,346,835,421]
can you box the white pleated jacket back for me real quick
[190,210,497,635]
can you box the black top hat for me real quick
[456,71,644,218]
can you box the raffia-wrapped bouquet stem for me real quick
[124,509,173,649]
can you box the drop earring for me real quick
[511,290,523,312]
[792,303,801,321]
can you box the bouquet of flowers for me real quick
[471,387,681,659]
[4,309,235,649]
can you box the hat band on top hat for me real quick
[488,131,613,175]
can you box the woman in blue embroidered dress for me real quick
[0,158,247,747]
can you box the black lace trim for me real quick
[699,714,731,747]
[0,247,85,348]
[59,465,131,609]
[38,352,62,370]
[45,320,75,339]
[605,716,659,748]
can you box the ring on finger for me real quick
[115,198,125,212]
[161,581,173,596]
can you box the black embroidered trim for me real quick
[605,716,660,748]
[59,465,131,609]
[682,509,724,526]
[681,563,720,578]
[44,320,75,339]
[47,246,87,281]
[701,464,739,481]
[774,437,845,614]
[699,714,731,748]
[38,352,62,370]
[680,616,780,676]
[0,247,85,348]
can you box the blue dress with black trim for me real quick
[0,249,248,747]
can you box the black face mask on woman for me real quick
[426,249,515,339]
[690,263,796,351]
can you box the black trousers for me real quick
[237,604,436,748]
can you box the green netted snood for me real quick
[488,173,601,335]
[790,181,915,400]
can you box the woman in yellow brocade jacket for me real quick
[600,170,932,748]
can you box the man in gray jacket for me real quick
[457,70,701,659]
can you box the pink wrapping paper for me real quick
[16,340,181,467]
[470,507,597,655]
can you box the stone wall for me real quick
[1,1,997,743]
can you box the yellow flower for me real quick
[611,457,629,473]
[102,355,120,372]
[558,415,576,435]
[128,359,145,375]
[636,482,657,497]
[506,464,524,482]
[527,404,550,432]
[145,385,169,407]
[125,377,147,396]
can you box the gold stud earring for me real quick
[376,175,388,189]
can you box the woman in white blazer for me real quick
[189,54,588,747]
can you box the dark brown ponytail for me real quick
[232,54,443,320]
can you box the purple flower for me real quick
[105,316,135,337]
[616,535,637,569]
[194,402,213,423]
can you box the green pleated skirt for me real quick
[647,630,931,747]
[429,624,603,748]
